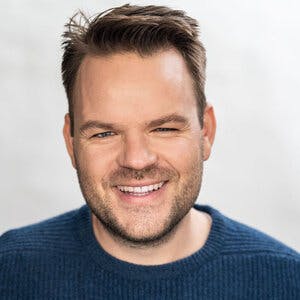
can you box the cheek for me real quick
[75,143,117,177]
[155,137,202,171]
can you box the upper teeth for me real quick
[117,181,165,193]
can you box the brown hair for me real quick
[61,4,207,136]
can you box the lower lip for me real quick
[114,182,168,206]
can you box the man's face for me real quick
[64,49,215,247]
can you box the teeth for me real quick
[117,181,164,193]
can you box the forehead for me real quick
[74,49,197,126]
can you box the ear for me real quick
[202,104,216,161]
[63,113,76,169]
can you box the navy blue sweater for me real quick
[1,204,299,299]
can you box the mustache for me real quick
[108,165,177,185]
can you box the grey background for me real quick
[1,0,299,251]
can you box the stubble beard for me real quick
[74,149,204,249]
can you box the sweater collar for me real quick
[76,203,225,280]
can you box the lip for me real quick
[113,181,168,206]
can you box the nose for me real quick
[116,133,158,170]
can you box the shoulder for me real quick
[0,205,87,255]
[222,213,299,258]
[220,215,300,294]
[197,205,300,259]
[198,205,300,294]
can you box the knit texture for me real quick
[1,204,299,300]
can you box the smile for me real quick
[117,181,165,194]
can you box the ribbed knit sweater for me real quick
[1,204,299,299]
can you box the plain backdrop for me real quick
[1,0,299,251]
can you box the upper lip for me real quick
[114,180,168,187]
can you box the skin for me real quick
[63,48,216,265]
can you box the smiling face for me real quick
[63,49,215,247]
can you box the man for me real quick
[1,4,299,299]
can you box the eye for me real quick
[92,131,116,138]
[153,128,178,132]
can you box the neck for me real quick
[92,207,212,265]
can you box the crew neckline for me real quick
[76,204,225,280]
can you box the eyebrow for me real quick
[147,113,189,128]
[80,120,115,134]
[79,113,190,134]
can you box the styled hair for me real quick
[61,4,207,136]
